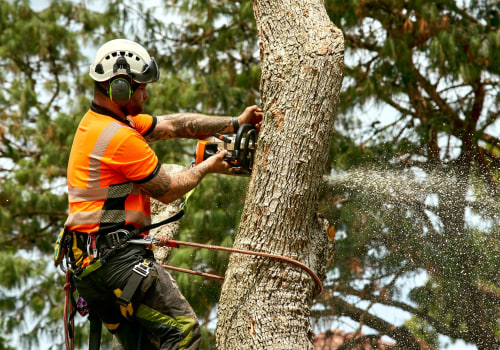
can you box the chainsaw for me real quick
[193,123,257,175]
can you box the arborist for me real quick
[56,38,262,349]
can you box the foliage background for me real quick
[0,0,498,349]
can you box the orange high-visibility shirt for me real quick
[64,107,159,234]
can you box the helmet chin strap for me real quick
[94,81,110,97]
[120,106,129,116]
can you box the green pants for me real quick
[73,245,201,350]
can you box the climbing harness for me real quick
[57,188,196,350]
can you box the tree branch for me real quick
[315,294,438,350]
[333,284,469,341]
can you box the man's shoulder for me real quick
[129,113,153,125]
[128,113,155,135]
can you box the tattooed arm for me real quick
[146,112,233,142]
[145,105,263,142]
[138,150,230,204]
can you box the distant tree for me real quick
[316,0,500,349]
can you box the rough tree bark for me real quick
[216,1,344,349]
[149,164,186,265]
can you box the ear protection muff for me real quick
[109,78,132,107]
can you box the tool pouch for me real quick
[54,228,71,267]
[54,228,88,272]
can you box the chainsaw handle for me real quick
[234,124,255,154]
[234,124,256,171]
[241,128,256,171]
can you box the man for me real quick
[62,39,262,349]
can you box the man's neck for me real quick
[92,96,128,121]
[91,100,131,127]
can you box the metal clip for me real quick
[105,229,129,248]
[128,237,157,245]
[86,234,98,260]
[92,236,97,259]
[86,235,92,258]
[132,261,151,278]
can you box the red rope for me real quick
[157,238,323,293]
[162,265,225,281]
[63,270,75,350]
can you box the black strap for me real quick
[117,260,152,307]
[117,273,144,307]
[130,209,185,237]
[115,209,185,248]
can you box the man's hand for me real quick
[202,150,232,174]
[139,150,231,205]
[237,105,263,132]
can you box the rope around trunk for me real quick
[157,238,323,293]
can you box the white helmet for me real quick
[89,39,159,84]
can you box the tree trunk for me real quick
[216,1,343,349]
